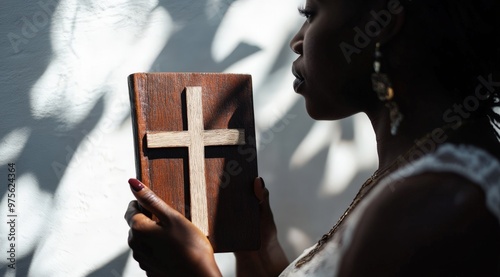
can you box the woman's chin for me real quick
[304,103,332,120]
[304,100,354,121]
[305,108,326,120]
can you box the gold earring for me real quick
[371,43,403,135]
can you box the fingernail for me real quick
[259,177,265,188]
[128,178,144,192]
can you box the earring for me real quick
[371,42,403,135]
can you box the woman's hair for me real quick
[401,0,500,134]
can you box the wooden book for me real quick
[128,72,260,252]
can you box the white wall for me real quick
[0,0,377,276]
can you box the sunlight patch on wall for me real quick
[212,0,303,86]
[318,114,378,196]
[255,68,301,131]
[0,127,31,166]
[30,0,172,129]
[287,227,313,256]
[289,121,340,169]
[353,113,377,168]
[287,113,377,197]
[319,141,357,196]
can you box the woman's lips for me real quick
[293,78,304,92]
[292,67,304,92]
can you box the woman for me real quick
[125,0,500,275]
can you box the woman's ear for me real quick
[377,0,405,46]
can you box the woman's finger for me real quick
[124,200,157,231]
[133,251,156,273]
[254,177,271,206]
[254,177,275,226]
[128,178,180,224]
[124,200,143,223]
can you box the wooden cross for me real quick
[146,86,246,235]
[128,73,260,252]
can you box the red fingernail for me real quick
[128,178,144,192]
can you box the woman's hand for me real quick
[234,178,289,277]
[124,178,222,277]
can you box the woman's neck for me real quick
[369,108,499,171]
[365,62,472,170]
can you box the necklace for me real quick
[294,122,464,268]
[294,162,395,267]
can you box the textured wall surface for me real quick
[0,0,377,276]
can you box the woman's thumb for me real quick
[254,177,268,204]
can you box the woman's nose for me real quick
[290,24,305,55]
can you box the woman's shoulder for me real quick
[336,143,500,276]
[282,143,500,277]
[372,142,500,232]
[337,171,500,276]
[382,143,500,222]
[371,170,495,229]
[364,161,497,226]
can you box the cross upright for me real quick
[146,86,246,235]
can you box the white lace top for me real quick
[280,143,500,277]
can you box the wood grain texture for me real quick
[128,73,260,252]
[185,87,208,236]
[147,129,245,148]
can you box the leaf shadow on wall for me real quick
[0,0,106,275]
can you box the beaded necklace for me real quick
[294,122,463,268]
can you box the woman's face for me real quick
[290,0,376,120]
